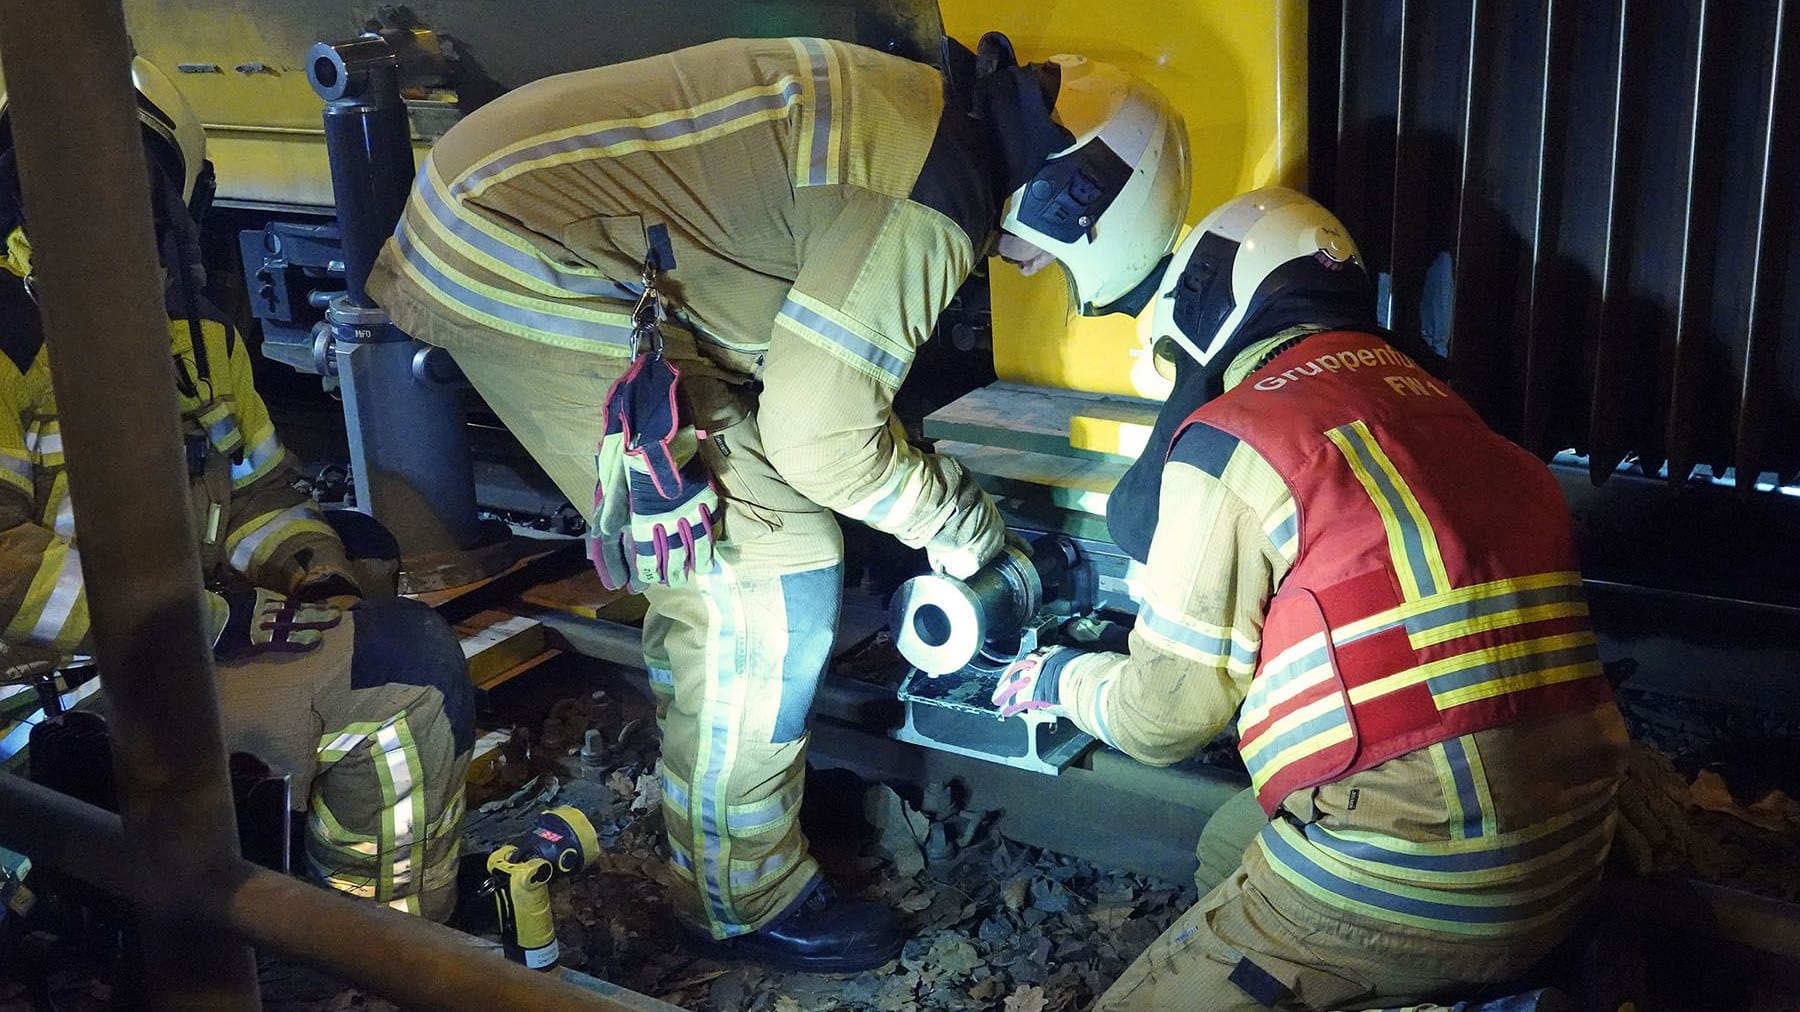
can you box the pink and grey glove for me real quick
[589,374,638,592]
[599,351,721,588]
[991,647,1076,719]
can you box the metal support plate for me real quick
[893,663,1094,776]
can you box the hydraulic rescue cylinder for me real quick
[307,35,511,592]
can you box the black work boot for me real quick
[694,881,905,973]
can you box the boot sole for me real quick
[686,931,904,975]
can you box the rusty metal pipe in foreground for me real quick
[0,775,642,1012]
[0,0,261,1006]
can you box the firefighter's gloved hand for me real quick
[991,647,1074,719]
[610,351,720,587]
[925,466,1006,580]
[207,588,342,659]
[1615,741,1701,876]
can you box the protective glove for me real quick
[1614,741,1704,877]
[924,466,1006,580]
[991,647,1075,719]
[207,588,342,659]
[617,352,720,587]
[588,376,638,593]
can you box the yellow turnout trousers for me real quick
[453,340,841,937]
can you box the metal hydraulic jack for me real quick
[889,535,1098,775]
[306,32,513,593]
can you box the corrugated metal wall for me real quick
[1311,0,1799,491]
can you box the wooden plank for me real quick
[925,383,1159,462]
[934,440,1126,518]
[466,728,512,787]
[516,564,647,622]
[474,649,563,692]
[409,544,562,609]
[456,610,549,688]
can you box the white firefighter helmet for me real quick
[1149,187,1366,373]
[1,55,206,203]
[998,55,1190,314]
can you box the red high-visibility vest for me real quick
[1176,332,1613,815]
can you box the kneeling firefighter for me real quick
[991,188,1629,1010]
[0,58,473,920]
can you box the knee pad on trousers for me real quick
[349,597,475,754]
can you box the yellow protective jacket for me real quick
[0,296,355,666]
[367,37,1002,552]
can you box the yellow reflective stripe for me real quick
[370,718,404,901]
[725,780,803,835]
[1427,742,1472,841]
[1134,599,1260,675]
[454,79,805,197]
[385,719,428,898]
[418,162,613,298]
[385,894,422,916]
[842,450,929,528]
[1263,498,1300,562]
[1242,691,1347,765]
[788,39,828,187]
[777,291,911,387]
[1260,823,1586,934]
[6,542,86,652]
[1432,656,1599,710]
[1257,819,1601,936]
[24,422,61,464]
[665,833,697,880]
[1333,571,1584,643]
[318,721,385,764]
[1252,723,1353,795]
[1459,735,1500,839]
[1407,600,1589,649]
[1326,421,1451,600]
[230,429,285,488]
[728,850,800,890]
[1296,815,1610,890]
[393,217,639,353]
[308,796,378,850]
[226,503,332,575]
[818,40,847,186]
[46,473,74,537]
[1238,630,1339,723]
[0,449,32,497]
[1346,631,1595,706]
[1351,422,1451,594]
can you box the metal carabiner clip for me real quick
[628,251,666,360]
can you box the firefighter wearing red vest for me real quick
[991,188,1628,1010]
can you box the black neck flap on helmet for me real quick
[943,32,1073,207]
[1104,240,1384,564]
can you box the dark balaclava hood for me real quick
[942,33,1072,214]
[1105,278,1400,564]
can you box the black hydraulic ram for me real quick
[891,536,1080,675]
[306,34,513,592]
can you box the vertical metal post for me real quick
[0,0,261,1007]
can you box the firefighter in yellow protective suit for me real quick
[0,60,472,921]
[991,190,1629,1010]
[366,34,1189,968]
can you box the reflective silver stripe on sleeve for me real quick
[228,502,326,572]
